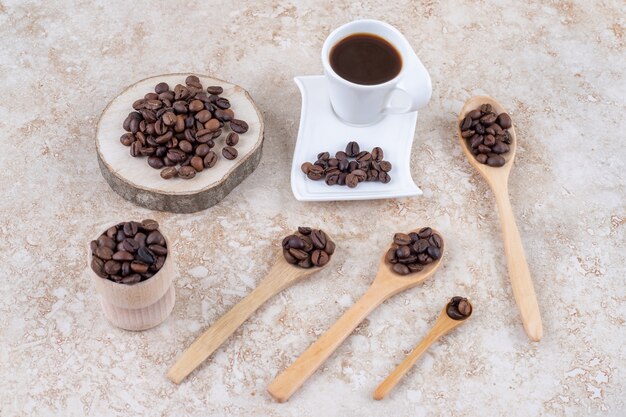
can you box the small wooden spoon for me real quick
[167,254,331,384]
[457,96,542,342]
[373,299,473,400]
[267,229,444,403]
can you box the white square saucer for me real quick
[290,76,422,202]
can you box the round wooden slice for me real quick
[96,73,264,213]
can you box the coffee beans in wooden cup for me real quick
[90,220,167,284]
[300,141,393,188]
[282,227,336,268]
[459,103,512,167]
[120,75,250,179]
[385,227,443,276]
[446,296,472,320]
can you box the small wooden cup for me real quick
[87,226,176,331]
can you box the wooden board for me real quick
[96,73,264,213]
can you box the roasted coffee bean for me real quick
[307,165,324,180]
[311,250,330,266]
[91,258,107,278]
[205,118,220,132]
[222,146,238,160]
[122,238,139,253]
[335,151,348,161]
[325,171,340,185]
[177,165,195,179]
[418,227,432,238]
[311,229,327,249]
[393,263,410,275]
[396,245,411,258]
[324,240,336,255]
[229,119,248,134]
[112,251,134,261]
[460,116,473,131]
[202,151,218,168]
[206,85,223,95]
[317,151,330,160]
[226,132,239,146]
[346,173,358,188]
[195,143,210,157]
[146,230,165,246]
[371,146,383,161]
[394,233,412,246]
[148,244,168,256]
[286,235,304,249]
[161,166,177,179]
[104,260,122,275]
[386,248,397,263]
[215,97,230,109]
[345,141,360,157]
[130,261,149,274]
[487,155,506,167]
[283,249,298,264]
[492,141,509,154]
[95,246,113,260]
[351,169,367,182]
[97,235,116,250]
[379,161,392,172]
[190,155,204,172]
[288,248,309,261]
[298,227,312,235]
[446,296,472,320]
[136,246,156,265]
[408,263,423,272]
[427,245,441,260]
[497,113,512,129]
[378,171,391,183]
[147,156,164,169]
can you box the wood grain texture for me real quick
[87,225,176,331]
[167,255,331,384]
[373,305,470,400]
[267,229,445,403]
[96,73,264,213]
[457,96,542,342]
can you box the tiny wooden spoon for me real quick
[457,96,542,342]
[373,299,473,400]
[167,254,331,384]
[267,229,444,403]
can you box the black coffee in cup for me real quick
[329,33,402,85]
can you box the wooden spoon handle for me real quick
[167,270,290,384]
[493,185,543,341]
[373,322,448,400]
[267,286,386,402]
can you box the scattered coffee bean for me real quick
[121,75,250,179]
[385,228,443,275]
[446,296,472,320]
[282,227,335,268]
[460,104,512,167]
[222,146,238,160]
[301,142,393,188]
[90,220,167,284]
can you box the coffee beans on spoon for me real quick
[282,227,336,268]
[446,296,472,320]
[90,220,167,284]
[459,103,512,167]
[301,141,392,188]
[120,75,250,180]
[385,227,443,276]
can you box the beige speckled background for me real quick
[0,1,624,416]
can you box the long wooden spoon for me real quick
[457,96,542,342]
[167,254,331,384]
[267,229,444,402]
[373,298,473,400]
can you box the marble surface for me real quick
[0,1,624,416]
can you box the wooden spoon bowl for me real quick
[267,228,444,402]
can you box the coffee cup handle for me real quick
[382,51,432,115]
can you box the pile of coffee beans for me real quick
[120,75,249,180]
[385,227,443,276]
[301,141,392,188]
[446,296,472,320]
[459,103,512,167]
[90,220,167,284]
[282,227,336,268]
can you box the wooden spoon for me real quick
[373,299,473,400]
[457,96,542,342]
[167,254,331,384]
[267,229,444,403]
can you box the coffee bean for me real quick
[371,147,384,161]
[460,115,472,131]
[446,296,472,320]
[346,173,358,188]
[136,246,156,265]
[345,141,360,157]
[283,249,298,264]
[393,263,410,275]
[492,141,509,154]
[104,260,121,275]
[147,156,164,169]
[130,261,149,274]
[215,97,230,109]
[298,227,312,235]
[408,263,423,272]
[206,85,223,95]
[311,250,329,266]
[155,82,169,94]
[230,119,248,134]
[148,244,168,256]
[121,238,138,253]
[222,146,238,160]
[396,245,411,258]
[97,235,116,250]
[288,248,309,261]
[497,113,512,129]
[325,171,340,185]
[307,165,324,180]
[487,155,506,167]
[95,246,113,260]
[379,161,392,172]
[427,245,441,260]
[91,257,107,278]
[324,240,336,255]
[203,151,218,168]
[178,165,196,179]
[161,166,177,179]
[112,251,134,261]
[378,171,391,183]
[226,132,239,146]
[311,229,327,250]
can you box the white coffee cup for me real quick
[322,19,432,125]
